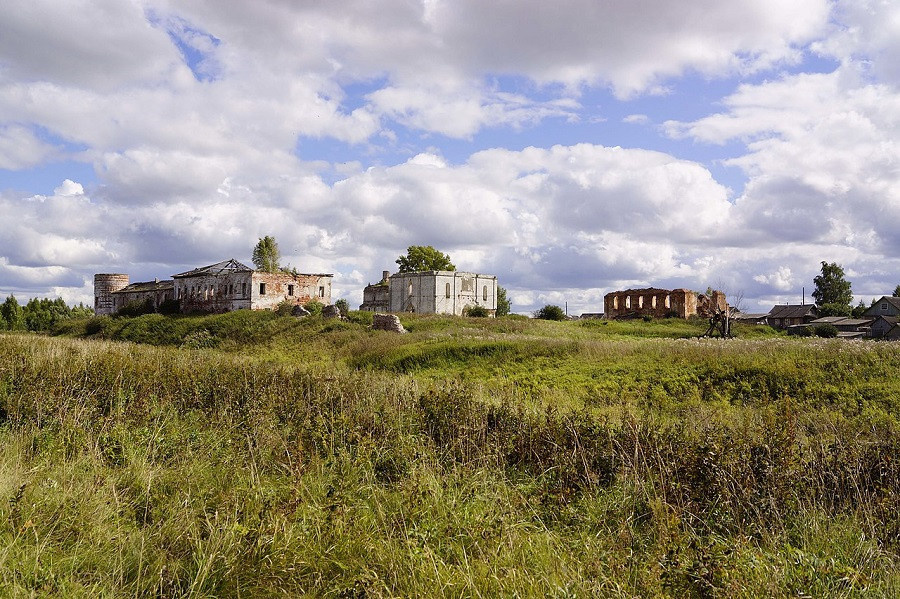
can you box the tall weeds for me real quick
[0,334,897,596]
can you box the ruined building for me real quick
[604,288,727,320]
[94,259,332,316]
[360,269,498,316]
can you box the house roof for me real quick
[173,259,253,278]
[112,280,174,293]
[864,296,900,315]
[732,313,768,322]
[767,304,818,319]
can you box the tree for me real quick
[533,304,566,321]
[395,246,455,273]
[812,261,852,310]
[334,298,350,317]
[252,236,281,272]
[496,286,511,316]
[1,294,24,330]
[893,285,900,297]
[851,300,868,318]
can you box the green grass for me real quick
[1,316,896,596]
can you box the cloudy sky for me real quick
[1,0,898,314]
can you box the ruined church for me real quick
[360,269,498,316]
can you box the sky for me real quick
[1,0,898,315]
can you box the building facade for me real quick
[766,304,819,329]
[359,271,391,312]
[94,259,332,316]
[360,270,498,316]
[603,288,727,319]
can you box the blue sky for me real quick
[1,0,899,314]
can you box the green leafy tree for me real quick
[496,286,511,317]
[23,297,71,331]
[1,294,25,330]
[817,303,852,318]
[851,300,868,318]
[533,304,566,321]
[812,261,852,312]
[396,246,455,273]
[334,298,350,317]
[252,236,281,273]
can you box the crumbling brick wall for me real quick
[604,288,726,320]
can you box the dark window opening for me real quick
[318,286,325,298]
[288,284,295,296]
[260,283,266,295]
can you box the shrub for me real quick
[533,305,566,321]
[85,316,109,335]
[464,305,489,318]
[275,300,295,317]
[158,298,180,315]
[814,323,839,338]
[304,300,324,317]
[642,315,653,322]
[796,326,814,337]
[181,329,219,349]
[116,298,155,318]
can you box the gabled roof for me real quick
[767,304,818,319]
[863,296,900,315]
[112,280,174,293]
[872,315,899,326]
[173,259,253,278]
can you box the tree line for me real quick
[1,295,93,332]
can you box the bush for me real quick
[158,298,180,315]
[275,300,295,317]
[533,305,566,321]
[85,316,109,335]
[116,298,155,318]
[304,300,324,317]
[796,326,814,337]
[814,323,839,338]
[464,305,489,318]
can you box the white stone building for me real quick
[361,270,498,316]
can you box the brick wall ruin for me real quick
[604,288,726,319]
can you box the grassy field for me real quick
[0,312,898,596]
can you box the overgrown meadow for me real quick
[1,312,898,596]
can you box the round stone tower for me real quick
[94,273,129,316]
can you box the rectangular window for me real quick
[288,284,294,296]
[446,282,451,298]
[260,283,266,295]
[318,286,325,298]
[242,282,246,296]
[483,285,488,301]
